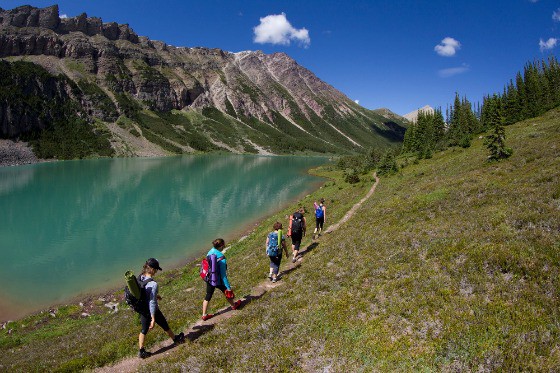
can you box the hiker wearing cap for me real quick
[137,258,185,359]
[288,207,306,263]
[202,238,242,321]
[313,198,326,239]
[266,222,288,282]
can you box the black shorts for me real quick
[139,308,170,335]
[291,232,303,250]
[316,217,324,230]
[205,282,228,302]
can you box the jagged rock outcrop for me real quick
[0,5,407,159]
[0,5,138,42]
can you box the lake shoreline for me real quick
[0,165,327,323]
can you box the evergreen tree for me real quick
[524,61,542,118]
[447,93,480,147]
[515,71,527,119]
[549,57,560,107]
[378,150,398,176]
[484,94,512,161]
[447,93,463,145]
[432,108,446,149]
[402,123,417,153]
[416,110,433,157]
[503,80,522,125]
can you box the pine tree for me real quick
[447,94,480,147]
[484,94,512,161]
[432,108,446,149]
[378,150,398,175]
[447,93,463,145]
[503,80,522,125]
[402,123,417,153]
[548,56,560,107]
[524,61,542,118]
[416,110,433,157]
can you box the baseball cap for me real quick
[146,258,162,271]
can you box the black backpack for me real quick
[124,275,153,313]
[291,212,304,234]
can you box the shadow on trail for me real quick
[150,341,183,356]
[299,241,319,257]
[186,324,215,342]
[278,242,320,279]
[240,290,266,305]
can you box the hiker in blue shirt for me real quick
[266,222,288,282]
[313,198,326,239]
[202,238,242,321]
[137,258,185,359]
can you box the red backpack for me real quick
[199,254,224,282]
[200,257,210,281]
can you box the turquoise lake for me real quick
[0,154,326,320]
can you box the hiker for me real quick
[136,258,185,359]
[288,207,306,263]
[202,238,242,321]
[266,222,288,282]
[313,198,326,239]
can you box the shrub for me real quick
[344,169,361,184]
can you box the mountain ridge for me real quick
[0,5,407,160]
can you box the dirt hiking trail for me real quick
[95,174,379,372]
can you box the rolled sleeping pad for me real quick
[288,214,292,236]
[209,254,219,286]
[125,270,141,299]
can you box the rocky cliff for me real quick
[0,5,407,159]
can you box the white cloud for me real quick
[434,37,461,57]
[60,14,68,19]
[553,9,560,21]
[354,99,360,104]
[253,13,310,48]
[540,38,558,52]
[438,64,470,78]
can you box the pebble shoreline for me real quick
[0,140,40,167]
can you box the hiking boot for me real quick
[292,257,297,263]
[138,348,152,359]
[232,299,242,310]
[202,314,214,321]
[173,332,185,344]
[272,277,277,283]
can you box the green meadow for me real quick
[1,108,559,371]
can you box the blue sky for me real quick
[3,0,559,115]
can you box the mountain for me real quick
[403,105,434,123]
[373,107,407,123]
[0,5,407,160]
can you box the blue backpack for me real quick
[315,205,324,218]
[267,231,280,257]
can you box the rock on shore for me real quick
[0,139,39,167]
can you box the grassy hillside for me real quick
[1,108,559,371]
[142,109,560,371]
